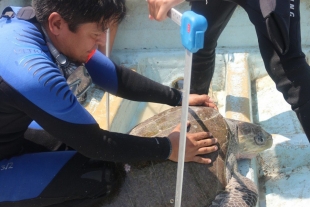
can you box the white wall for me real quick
[2,0,310,50]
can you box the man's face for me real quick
[56,21,107,63]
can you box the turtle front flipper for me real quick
[209,172,258,207]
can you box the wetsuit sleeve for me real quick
[85,50,182,106]
[0,77,171,162]
[114,64,182,106]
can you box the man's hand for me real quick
[167,122,218,164]
[147,0,185,21]
[188,94,218,110]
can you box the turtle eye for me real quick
[255,133,265,145]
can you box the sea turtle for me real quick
[101,106,272,207]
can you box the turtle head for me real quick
[236,121,273,159]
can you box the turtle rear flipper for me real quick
[210,174,258,207]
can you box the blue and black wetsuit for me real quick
[188,0,310,140]
[0,7,182,207]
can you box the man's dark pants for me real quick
[190,0,310,140]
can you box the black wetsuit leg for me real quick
[0,131,120,207]
[236,0,310,139]
[190,0,238,94]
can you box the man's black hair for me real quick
[32,0,126,32]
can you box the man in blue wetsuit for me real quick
[147,0,310,140]
[0,0,219,206]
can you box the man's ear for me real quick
[48,12,66,36]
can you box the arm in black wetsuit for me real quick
[0,75,172,162]
[85,50,182,106]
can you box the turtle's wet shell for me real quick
[120,106,232,207]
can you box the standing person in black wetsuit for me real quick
[0,0,219,206]
[147,0,310,140]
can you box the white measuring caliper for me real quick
[106,28,111,130]
[167,8,208,207]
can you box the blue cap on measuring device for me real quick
[180,11,208,53]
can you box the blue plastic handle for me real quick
[180,11,208,53]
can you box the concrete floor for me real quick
[2,0,310,206]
